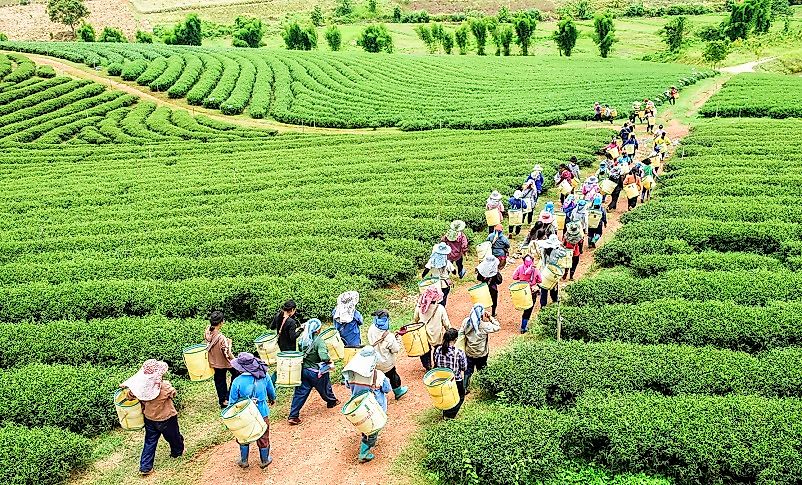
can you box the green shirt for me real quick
[300,337,330,369]
[642,165,654,177]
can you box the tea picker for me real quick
[341,346,391,463]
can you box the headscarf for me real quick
[544,201,555,214]
[592,194,603,208]
[300,318,322,349]
[418,286,444,315]
[513,190,523,199]
[334,291,359,323]
[230,352,268,380]
[466,303,484,333]
[121,359,168,401]
[372,309,390,331]
[487,191,502,207]
[427,243,449,269]
[476,254,499,278]
[343,345,378,381]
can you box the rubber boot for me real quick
[358,442,375,464]
[520,318,529,334]
[259,447,272,469]
[237,444,250,469]
[392,386,408,400]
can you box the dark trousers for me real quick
[608,183,623,210]
[443,380,466,419]
[214,367,240,407]
[540,287,559,307]
[362,431,379,447]
[385,367,402,389]
[487,225,494,234]
[420,350,432,371]
[510,225,522,235]
[521,290,539,321]
[669,97,676,105]
[465,355,488,392]
[524,210,534,225]
[489,286,498,316]
[289,368,338,418]
[563,256,580,279]
[588,227,603,247]
[140,416,184,473]
[628,196,638,210]
[255,417,270,449]
[453,257,464,276]
[442,286,451,307]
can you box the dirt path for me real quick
[720,57,776,74]
[10,53,401,136]
[196,96,696,485]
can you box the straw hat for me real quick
[489,191,502,201]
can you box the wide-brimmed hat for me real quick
[121,359,169,401]
[489,190,502,200]
[513,190,523,199]
[230,352,268,379]
[343,345,378,379]
[433,242,451,255]
[539,234,562,249]
[586,176,598,185]
[538,210,555,224]
[450,220,466,232]
[533,164,543,172]
[578,199,588,207]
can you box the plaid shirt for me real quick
[432,345,467,381]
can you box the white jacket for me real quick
[368,324,401,372]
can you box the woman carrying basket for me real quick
[441,220,468,279]
[342,346,392,463]
[287,319,339,425]
[368,309,408,400]
[460,304,500,392]
[229,353,276,469]
[485,191,505,233]
[475,254,502,318]
[412,286,451,371]
[432,328,467,420]
[421,242,455,306]
[512,255,542,333]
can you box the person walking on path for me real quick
[367,309,408,400]
[606,164,624,212]
[421,242,455,306]
[229,353,276,470]
[460,304,500,393]
[623,168,642,211]
[441,220,468,279]
[432,328,467,420]
[485,191,504,233]
[288,319,339,425]
[640,158,657,202]
[412,286,451,371]
[342,346,393,463]
[487,225,510,270]
[333,291,363,348]
[205,311,238,409]
[512,255,542,333]
[475,254,502,318]
[122,359,184,477]
[271,300,302,352]
[587,194,608,248]
[522,165,543,226]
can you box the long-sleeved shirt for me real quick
[487,232,510,257]
[526,173,544,194]
[300,336,331,369]
[228,373,277,418]
[508,197,527,211]
[512,264,542,290]
[424,261,454,289]
[461,317,501,358]
[588,208,608,230]
[476,271,503,291]
[333,309,363,347]
[432,345,467,381]
[413,303,451,347]
[136,380,178,422]
[441,233,468,261]
[347,371,392,412]
[368,325,402,373]
[270,313,302,352]
[205,328,233,369]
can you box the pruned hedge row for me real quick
[425,393,802,484]
[3,53,35,83]
[630,251,783,276]
[566,269,801,307]
[0,364,133,435]
[621,200,802,224]
[0,316,265,373]
[477,340,802,407]
[593,238,694,267]
[537,299,802,353]
[0,424,91,485]
[699,73,802,119]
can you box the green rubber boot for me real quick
[358,442,375,463]
[392,386,409,400]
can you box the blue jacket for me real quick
[508,197,527,211]
[526,173,544,193]
[348,374,392,412]
[228,373,277,418]
[487,231,510,257]
[333,309,363,346]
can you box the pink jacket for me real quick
[513,264,542,290]
[441,234,468,261]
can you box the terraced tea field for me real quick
[1,42,714,129]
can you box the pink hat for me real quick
[538,210,554,224]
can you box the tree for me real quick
[751,0,771,33]
[232,16,265,48]
[357,24,393,53]
[135,30,153,43]
[283,22,317,50]
[431,23,445,43]
[498,24,514,56]
[497,6,511,22]
[553,16,579,56]
[335,0,353,17]
[514,14,535,56]
[415,25,437,53]
[441,31,454,54]
[164,14,202,45]
[325,25,342,51]
[469,17,488,55]
[367,0,377,14]
[592,12,616,58]
[46,0,89,37]
[660,16,688,53]
[703,39,730,67]
[76,22,95,42]
[0,33,7,41]
[98,26,126,42]
[486,17,501,55]
[311,6,324,26]
[455,23,469,55]
[392,5,401,22]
